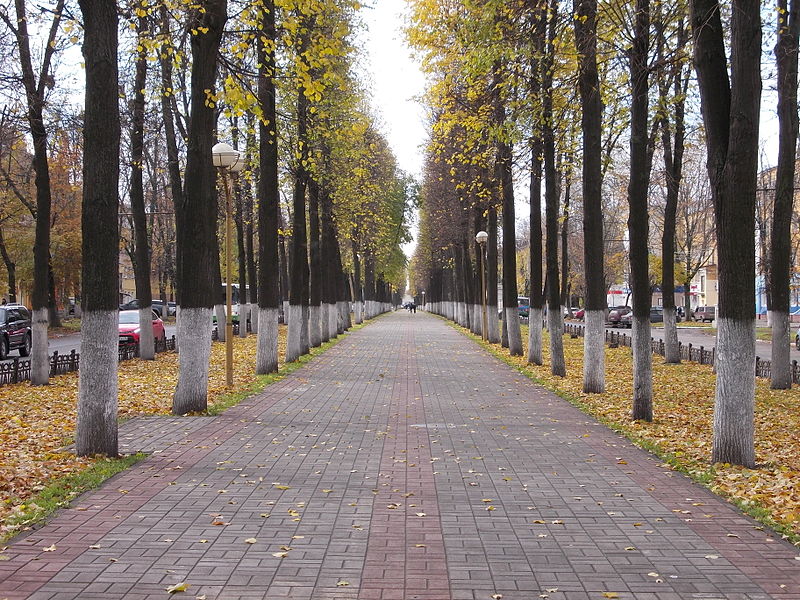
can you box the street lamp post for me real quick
[212,142,244,387]
[476,231,489,340]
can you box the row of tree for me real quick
[408,0,797,468]
[1,0,412,455]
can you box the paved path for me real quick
[1,312,799,600]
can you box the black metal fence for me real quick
[564,323,800,384]
[0,335,177,386]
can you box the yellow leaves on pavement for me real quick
[0,333,287,533]
[166,582,189,593]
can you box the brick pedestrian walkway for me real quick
[1,312,799,599]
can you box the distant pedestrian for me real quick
[411,302,416,313]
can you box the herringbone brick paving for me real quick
[0,311,798,599]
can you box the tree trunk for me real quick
[487,206,500,343]
[691,0,761,467]
[172,0,226,414]
[10,0,65,384]
[255,0,279,374]
[0,228,16,303]
[575,0,605,393]
[493,64,523,356]
[130,14,154,359]
[628,0,653,421]
[769,0,799,389]
[307,177,322,347]
[542,5,564,376]
[76,0,120,456]
[286,26,310,362]
[559,177,570,310]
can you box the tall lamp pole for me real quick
[476,231,489,340]
[212,142,244,387]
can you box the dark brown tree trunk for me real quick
[691,0,761,467]
[487,205,500,343]
[76,0,120,456]
[172,0,227,414]
[543,2,564,376]
[159,3,184,306]
[130,14,155,359]
[769,0,799,389]
[574,0,605,393]
[628,0,653,421]
[287,34,310,360]
[352,237,363,323]
[7,0,65,384]
[256,0,280,373]
[658,17,688,364]
[559,175,570,308]
[308,177,322,347]
[493,63,523,356]
[0,227,17,302]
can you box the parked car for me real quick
[0,304,32,359]
[119,299,164,317]
[606,306,632,327]
[693,306,716,322]
[498,296,531,320]
[619,307,664,328]
[118,310,166,346]
[574,308,585,320]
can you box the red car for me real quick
[118,310,166,346]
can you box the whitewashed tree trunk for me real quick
[355,301,363,324]
[286,304,303,362]
[138,306,155,359]
[547,308,565,375]
[256,307,279,374]
[506,308,523,356]
[173,307,213,414]
[528,307,543,365]
[320,302,330,342]
[282,300,289,325]
[766,309,773,328]
[770,310,791,389]
[76,311,118,455]
[300,305,310,354]
[174,306,181,352]
[712,318,756,467]
[329,303,338,338]
[215,303,226,341]
[488,304,500,343]
[309,305,322,347]
[31,308,49,385]
[238,304,248,338]
[663,307,680,363]
[249,303,258,333]
[631,315,653,420]
[582,310,605,393]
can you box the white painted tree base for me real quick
[309,305,322,347]
[249,303,259,333]
[139,306,156,359]
[663,308,680,363]
[327,303,338,339]
[31,308,49,385]
[256,307,279,374]
[506,307,523,356]
[173,307,212,415]
[488,305,500,343]
[712,317,755,467]
[215,304,226,341]
[76,310,118,456]
[770,310,791,389]
[547,307,565,375]
[582,310,605,393]
[631,315,653,420]
[286,304,304,362]
[238,304,248,338]
[527,307,543,365]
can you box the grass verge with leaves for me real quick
[452,320,800,545]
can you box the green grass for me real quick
[1,453,145,543]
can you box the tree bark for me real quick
[628,0,653,421]
[769,0,799,389]
[76,0,120,456]
[492,63,523,356]
[307,177,322,347]
[691,0,761,467]
[575,0,606,393]
[172,0,226,414]
[256,0,280,374]
[130,14,154,359]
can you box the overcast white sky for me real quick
[358,1,427,179]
